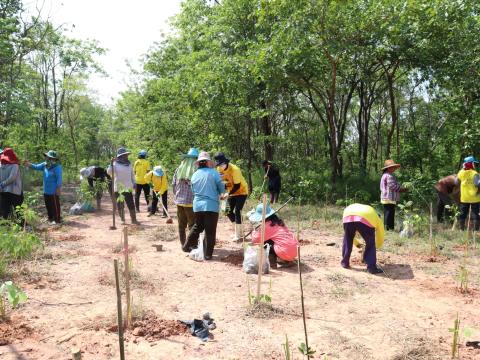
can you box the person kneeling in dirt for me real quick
[342,203,384,275]
[107,147,139,225]
[144,165,168,218]
[183,151,225,260]
[79,166,111,209]
[434,175,459,223]
[248,203,298,269]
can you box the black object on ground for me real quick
[180,312,216,342]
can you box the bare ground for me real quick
[0,193,479,360]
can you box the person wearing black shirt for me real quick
[262,160,281,204]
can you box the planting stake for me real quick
[429,202,436,257]
[255,194,267,301]
[110,159,117,230]
[297,245,311,359]
[113,260,125,360]
[71,348,81,360]
[123,227,131,329]
[258,165,270,200]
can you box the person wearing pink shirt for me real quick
[248,203,298,268]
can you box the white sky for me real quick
[24,0,183,105]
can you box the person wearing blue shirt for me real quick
[24,150,62,224]
[183,151,225,260]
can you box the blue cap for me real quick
[464,156,479,164]
[248,203,276,222]
[139,150,148,157]
[182,148,199,158]
[153,165,164,177]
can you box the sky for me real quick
[24,0,183,105]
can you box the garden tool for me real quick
[152,189,173,224]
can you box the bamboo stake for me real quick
[255,194,267,301]
[110,158,117,230]
[123,227,131,329]
[429,202,435,256]
[258,165,270,200]
[297,246,311,359]
[113,260,125,360]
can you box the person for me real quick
[434,175,460,223]
[262,160,281,204]
[145,165,168,217]
[455,156,480,230]
[0,148,23,219]
[183,151,225,260]
[214,152,248,241]
[342,203,385,274]
[248,203,298,268]
[25,150,62,224]
[172,148,198,248]
[79,166,111,209]
[133,150,152,212]
[380,159,407,231]
[107,147,139,225]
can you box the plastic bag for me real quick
[81,201,94,212]
[242,244,270,274]
[69,202,84,215]
[400,221,414,238]
[189,233,205,261]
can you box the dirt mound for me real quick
[219,252,244,266]
[107,312,189,342]
[0,318,34,345]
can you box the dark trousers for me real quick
[135,184,150,210]
[0,192,23,219]
[342,222,377,270]
[436,191,453,223]
[177,205,195,247]
[115,191,136,222]
[269,191,280,204]
[383,204,396,231]
[150,191,168,216]
[184,211,219,258]
[227,195,247,224]
[44,194,61,223]
[458,202,480,230]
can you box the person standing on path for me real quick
[183,151,225,260]
[0,148,23,219]
[24,150,62,225]
[172,148,198,249]
[342,203,385,274]
[380,159,407,231]
[434,175,460,223]
[79,166,111,209]
[107,147,139,225]
[133,150,151,212]
[262,160,281,204]
[455,156,480,230]
[214,152,248,241]
[144,165,168,217]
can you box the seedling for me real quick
[450,314,460,358]
[0,281,28,319]
[457,264,469,293]
[298,342,316,358]
[283,334,292,360]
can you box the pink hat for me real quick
[195,151,214,167]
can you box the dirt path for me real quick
[1,195,479,359]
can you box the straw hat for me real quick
[382,159,400,170]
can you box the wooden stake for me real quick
[71,348,81,360]
[255,194,267,301]
[297,246,311,359]
[114,260,125,360]
[110,159,117,230]
[123,227,131,329]
[429,202,435,256]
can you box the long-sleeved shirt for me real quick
[191,167,225,213]
[252,222,298,261]
[144,171,168,194]
[265,165,281,192]
[30,162,62,195]
[380,172,401,204]
[343,203,384,249]
[172,168,193,206]
[107,162,135,192]
[133,159,151,185]
[0,163,22,195]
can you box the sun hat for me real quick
[116,147,130,158]
[182,147,199,159]
[248,203,276,223]
[0,148,3,155]
[139,149,148,157]
[382,159,400,170]
[153,165,164,177]
[214,152,230,167]
[195,151,213,167]
[79,167,89,181]
[463,156,479,164]
[44,150,58,159]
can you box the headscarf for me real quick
[464,162,475,170]
[176,157,196,180]
[0,148,19,165]
[116,154,131,166]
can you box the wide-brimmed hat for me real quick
[382,159,400,170]
[463,156,479,164]
[153,165,164,177]
[248,203,276,223]
[116,147,130,158]
[182,147,199,159]
[214,152,230,166]
[44,150,58,159]
[79,167,89,180]
[195,151,213,166]
[0,148,3,155]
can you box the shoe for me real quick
[204,255,212,260]
[367,267,383,274]
[161,214,167,218]
[147,213,154,217]
[49,221,57,225]
[232,223,244,242]
[340,261,350,269]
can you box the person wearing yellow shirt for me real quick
[145,165,169,217]
[455,156,480,230]
[214,152,248,241]
[342,203,384,275]
[133,150,152,212]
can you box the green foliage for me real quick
[0,281,28,319]
[298,342,316,358]
[0,222,42,261]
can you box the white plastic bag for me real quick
[189,233,205,261]
[69,202,83,215]
[242,244,270,274]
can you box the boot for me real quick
[130,210,140,225]
[232,223,244,242]
[118,207,126,224]
[268,251,277,269]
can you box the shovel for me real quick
[152,189,173,224]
